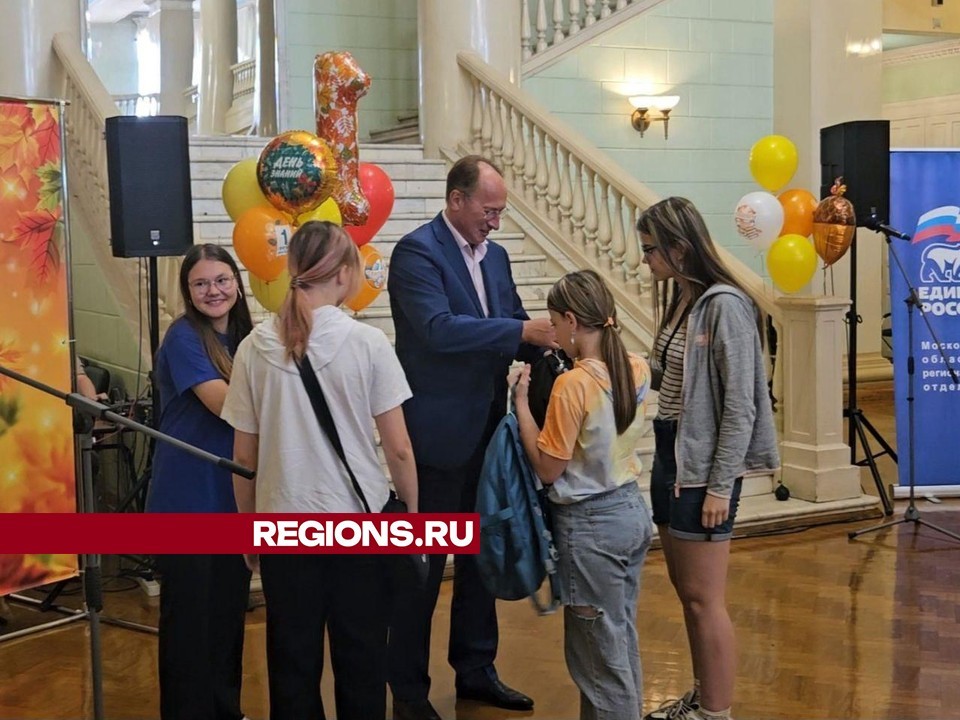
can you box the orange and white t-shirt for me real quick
[536,354,650,504]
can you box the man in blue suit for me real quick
[388,156,555,720]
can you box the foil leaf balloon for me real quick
[812,178,856,267]
[257,130,339,216]
[315,51,372,226]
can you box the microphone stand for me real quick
[849,219,960,543]
[0,363,254,720]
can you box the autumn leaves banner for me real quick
[0,98,79,595]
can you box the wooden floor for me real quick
[3,386,960,720]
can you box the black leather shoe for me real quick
[456,678,534,711]
[393,698,443,720]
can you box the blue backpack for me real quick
[476,406,560,614]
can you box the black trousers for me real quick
[156,554,251,720]
[388,406,502,702]
[259,554,388,720]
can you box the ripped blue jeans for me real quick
[551,482,653,720]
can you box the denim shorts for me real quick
[650,417,743,542]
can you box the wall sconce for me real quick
[629,95,680,139]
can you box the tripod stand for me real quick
[849,219,960,542]
[0,363,255,719]
[844,234,896,516]
[116,256,163,514]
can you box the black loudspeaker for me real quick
[820,120,890,227]
[105,116,194,258]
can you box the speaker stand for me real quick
[845,236,896,516]
[114,256,161,516]
[148,257,160,428]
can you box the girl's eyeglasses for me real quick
[189,275,237,293]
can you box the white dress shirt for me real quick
[442,211,489,317]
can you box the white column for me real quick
[776,296,863,502]
[252,0,278,136]
[418,0,521,158]
[146,0,194,116]
[774,0,884,359]
[197,0,237,134]
[0,0,82,98]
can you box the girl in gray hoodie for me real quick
[637,198,779,720]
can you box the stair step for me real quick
[189,158,447,182]
[189,137,429,164]
[190,194,445,218]
[372,231,527,257]
[371,116,419,132]
[183,138,573,354]
[195,212,450,241]
[197,219,530,257]
[369,114,420,144]
[368,126,421,145]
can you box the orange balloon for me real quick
[345,244,386,312]
[812,222,855,268]
[233,205,294,282]
[778,189,818,238]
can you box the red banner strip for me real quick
[0,513,480,555]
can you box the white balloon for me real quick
[733,191,784,251]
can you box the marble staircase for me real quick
[188,137,562,340]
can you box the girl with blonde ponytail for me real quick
[222,220,418,720]
[514,269,654,720]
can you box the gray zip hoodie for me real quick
[675,284,780,498]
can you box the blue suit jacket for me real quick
[388,213,533,469]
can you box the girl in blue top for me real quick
[145,243,254,720]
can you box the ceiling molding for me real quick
[883,38,960,66]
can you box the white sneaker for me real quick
[644,689,699,720]
[664,700,705,720]
[664,700,732,720]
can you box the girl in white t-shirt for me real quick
[222,220,418,720]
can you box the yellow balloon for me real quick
[222,158,273,221]
[296,198,343,227]
[749,135,798,193]
[766,234,817,293]
[249,270,290,313]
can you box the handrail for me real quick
[230,59,256,97]
[52,33,118,123]
[521,0,665,77]
[458,51,780,322]
[461,52,660,211]
[113,92,161,117]
[52,32,181,369]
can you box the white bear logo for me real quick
[920,243,960,283]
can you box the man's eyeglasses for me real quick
[480,206,508,221]
[641,244,659,256]
[462,192,508,221]
[189,275,237,293]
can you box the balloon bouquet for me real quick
[219,50,395,314]
[734,135,854,294]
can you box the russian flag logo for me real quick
[914,206,960,244]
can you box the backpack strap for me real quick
[296,353,372,514]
